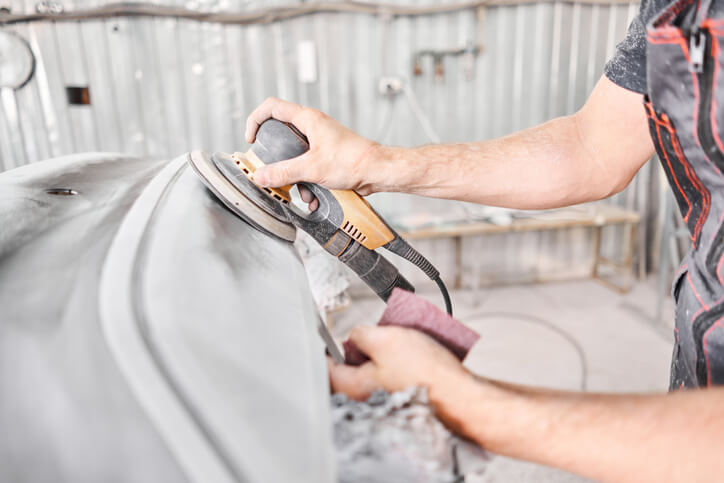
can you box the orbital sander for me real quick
[188,119,452,315]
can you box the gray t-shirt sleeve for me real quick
[603,12,648,94]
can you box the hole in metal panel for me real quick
[46,188,78,196]
[66,86,91,105]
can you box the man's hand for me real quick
[245,98,381,206]
[330,328,724,483]
[327,325,469,401]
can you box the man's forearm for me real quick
[430,373,724,482]
[247,78,653,203]
[363,77,654,209]
[367,116,605,209]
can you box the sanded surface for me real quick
[0,153,336,483]
[126,157,335,483]
[0,154,186,483]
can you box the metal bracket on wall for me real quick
[409,5,485,81]
[412,42,481,81]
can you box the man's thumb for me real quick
[347,326,381,356]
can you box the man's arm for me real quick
[246,76,654,209]
[328,327,724,482]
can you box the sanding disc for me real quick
[188,151,296,242]
[211,152,290,222]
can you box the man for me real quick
[245,0,724,479]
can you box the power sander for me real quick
[188,119,452,315]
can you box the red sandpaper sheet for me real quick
[344,288,480,366]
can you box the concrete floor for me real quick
[329,278,676,482]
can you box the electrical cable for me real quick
[435,276,453,316]
[386,237,453,315]
[374,94,397,143]
[465,311,588,390]
[402,83,441,144]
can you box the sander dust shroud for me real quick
[188,119,452,315]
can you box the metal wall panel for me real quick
[1,0,652,284]
[1,0,639,161]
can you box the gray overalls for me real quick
[646,0,724,388]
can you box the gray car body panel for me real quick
[0,153,336,483]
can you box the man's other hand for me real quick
[245,98,381,209]
[327,325,469,401]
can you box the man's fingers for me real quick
[298,186,320,212]
[245,97,322,143]
[327,357,380,401]
[246,97,301,142]
[245,98,274,142]
[245,98,302,142]
[299,185,314,203]
[253,156,307,187]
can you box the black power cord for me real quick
[385,237,453,316]
[466,311,588,391]
[434,276,453,316]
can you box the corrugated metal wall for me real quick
[2,0,658,287]
[1,0,638,168]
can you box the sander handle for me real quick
[251,118,310,166]
[253,119,399,251]
[251,118,452,315]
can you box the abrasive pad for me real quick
[188,151,296,242]
[343,288,479,365]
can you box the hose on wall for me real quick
[2,0,637,26]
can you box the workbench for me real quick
[397,204,641,293]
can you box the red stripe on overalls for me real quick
[645,102,710,245]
